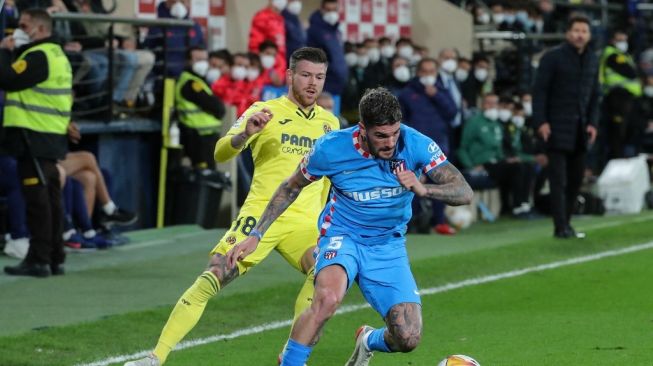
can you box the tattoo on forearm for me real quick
[424,164,473,206]
[256,179,303,234]
[384,303,422,352]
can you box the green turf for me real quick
[0,213,652,365]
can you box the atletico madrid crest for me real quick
[390,159,407,174]
[324,250,337,260]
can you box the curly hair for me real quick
[359,87,403,128]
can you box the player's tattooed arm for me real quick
[384,303,423,352]
[423,163,473,206]
[255,166,314,235]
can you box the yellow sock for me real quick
[292,267,315,323]
[153,271,220,364]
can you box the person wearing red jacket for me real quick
[248,0,287,84]
[211,53,257,116]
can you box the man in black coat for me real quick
[532,15,599,239]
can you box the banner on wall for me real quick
[338,0,411,43]
[136,0,226,50]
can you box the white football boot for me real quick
[344,325,374,366]
[124,354,160,366]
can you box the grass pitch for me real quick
[1,212,652,366]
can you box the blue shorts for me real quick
[314,234,421,318]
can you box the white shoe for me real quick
[3,237,29,260]
[344,325,374,366]
[124,354,160,366]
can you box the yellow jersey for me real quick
[214,95,339,219]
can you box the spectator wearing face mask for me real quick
[257,40,284,87]
[398,58,458,235]
[386,55,411,95]
[461,54,492,109]
[362,37,385,86]
[599,29,642,160]
[395,37,414,71]
[207,49,232,86]
[307,0,347,100]
[341,43,373,121]
[282,0,306,65]
[458,93,532,218]
[145,0,205,78]
[438,48,463,135]
[249,0,287,86]
[211,52,254,116]
[175,46,225,169]
[378,36,395,80]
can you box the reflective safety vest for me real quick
[174,71,222,135]
[3,42,72,135]
[599,45,642,96]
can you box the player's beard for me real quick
[291,84,317,109]
[362,133,395,160]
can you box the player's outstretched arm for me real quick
[226,166,314,268]
[397,163,473,206]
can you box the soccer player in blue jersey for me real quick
[227,87,473,366]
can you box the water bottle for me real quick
[169,122,180,147]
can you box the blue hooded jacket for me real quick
[282,8,306,64]
[306,10,347,95]
[397,77,458,154]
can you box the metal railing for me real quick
[51,12,195,121]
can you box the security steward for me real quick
[1,8,73,277]
[175,46,226,169]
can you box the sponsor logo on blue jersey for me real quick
[342,186,407,202]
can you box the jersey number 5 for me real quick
[327,236,343,250]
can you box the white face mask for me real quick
[477,12,490,24]
[272,0,288,11]
[206,68,221,84]
[492,13,504,24]
[286,0,302,15]
[260,54,276,69]
[419,75,436,87]
[484,108,499,121]
[356,54,370,68]
[345,52,358,67]
[522,101,532,116]
[247,68,260,81]
[170,2,188,19]
[644,86,653,97]
[231,66,247,81]
[474,68,488,82]
[12,28,31,48]
[512,115,525,128]
[367,48,380,63]
[192,60,209,77]
[498,108,512,122]
[393,65,410,82]
[441,59,458,74]
[615,41,628,53]
[503,14,515,24]
[381,45,395,58]
[455,69,469,82]
[322,11,339,25]
[398,45,413,59]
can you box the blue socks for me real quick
[367,327,391,352]
[281,338,312,366]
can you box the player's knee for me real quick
[312,287,341,321]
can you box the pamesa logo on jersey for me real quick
[343,186,408,202]
[281,133,317,155]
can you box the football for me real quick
[437,354,481,366]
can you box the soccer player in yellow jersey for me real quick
[124,47,339,366]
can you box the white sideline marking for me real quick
[77,241,653,366]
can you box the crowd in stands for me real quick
[2,0,653,271]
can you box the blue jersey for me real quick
[300,124,448,238]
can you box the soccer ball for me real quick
[437,354,481,366]
[446,205,473,229]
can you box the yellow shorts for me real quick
[210,210,319,275]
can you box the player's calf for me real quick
[384,302,422,353]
